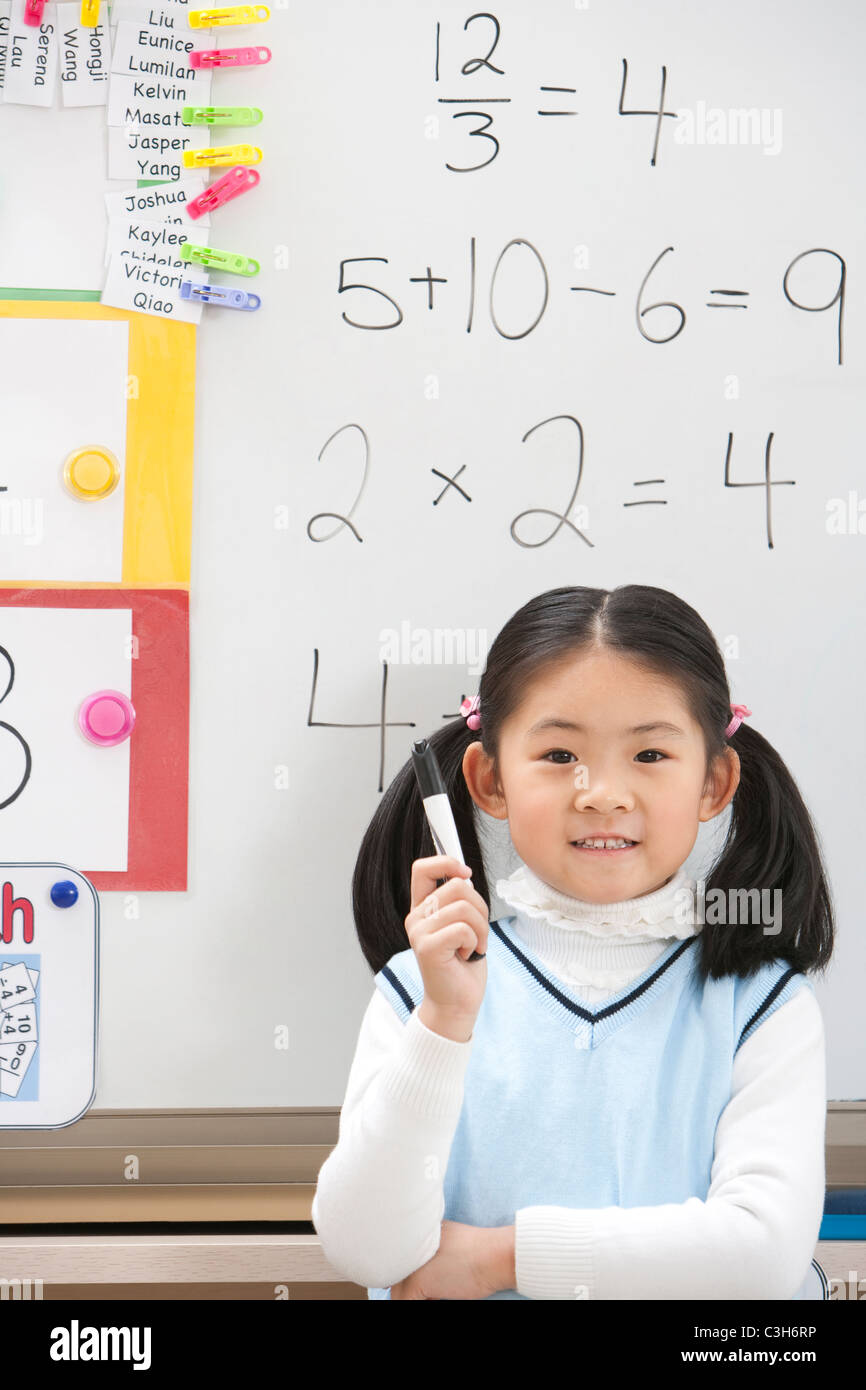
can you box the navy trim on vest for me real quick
[489,922,697,1022]
[737,966,797,1048]
[381,964,418,1013]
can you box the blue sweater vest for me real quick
[367,913,817,1300]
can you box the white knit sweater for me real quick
[312,864,826,1298]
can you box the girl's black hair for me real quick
[352,585,835,984]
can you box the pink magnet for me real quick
[78,690,136,746]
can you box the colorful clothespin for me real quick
[181,243,260,276]
[23,0,45,25]
[180,280,261,310]
[80,0,100,24]
[189,46,271,68]
[188,5,270,27]
[182,143,263,168]
[186,166,260,220]
[182,106,263,126]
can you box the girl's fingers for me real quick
[406,896,489,955]
[415,922,480,962]
[410,855,472,911]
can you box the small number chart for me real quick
[0,865,97,1128]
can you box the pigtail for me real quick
[352,713,490,975]
[697,720,835,983]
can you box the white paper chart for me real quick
[0,960,39,1097]
[0,607,132,869]
[0,318,128,582]
[0,864,97,1128]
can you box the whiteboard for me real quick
[2,0,864,1104]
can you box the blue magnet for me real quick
[50,880,79,908]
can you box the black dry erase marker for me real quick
[411,737,485,961]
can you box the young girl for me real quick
[312,584,834,1300]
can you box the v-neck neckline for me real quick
[489,915,698,1049]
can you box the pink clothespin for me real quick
[189,45,271,68]
[186,166,260,220]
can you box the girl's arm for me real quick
[513,988,826,1300]
[312,989,473,1289]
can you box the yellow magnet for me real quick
[62,445,121,500]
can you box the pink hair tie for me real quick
[460,694,482,731]
[725,703,752,738]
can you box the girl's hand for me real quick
[390,1220,513,1300]
[404,855,489,1025]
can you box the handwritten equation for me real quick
[336,240,846,365]
[303,418,795,556]
[433,13,727,170]
[307,645,473,793]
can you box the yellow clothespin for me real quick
[80,0,100,23]
[188,5,269,27]
[183,143,263,168]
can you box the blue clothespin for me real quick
[180,279,261,310]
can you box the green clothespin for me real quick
[181,242,260,276]
[181,106,264,126]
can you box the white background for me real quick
[1,0,863,1102]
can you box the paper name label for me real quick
[101,254,206,324]
[107,68,211,125]
[111,17,203,76]
[104,174,210,228]
[0,3,11,96]
[4,2,58,107]
[104,214,193,270]
[57,2,110,106]
[107,121,209,180]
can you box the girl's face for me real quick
[463,648,739,904]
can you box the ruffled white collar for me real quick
[494,861,697,939]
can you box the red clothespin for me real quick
[186,166,260,220]
[24,0,46,25]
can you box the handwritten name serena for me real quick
[11,25,53,82]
